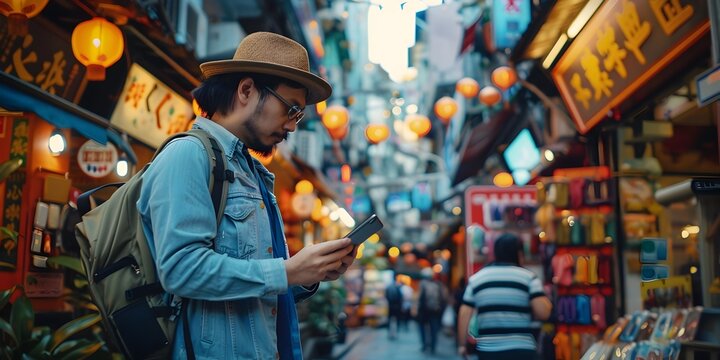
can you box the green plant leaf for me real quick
[0,158,23,182]
[50,313,102,351]
[0,227,17,241]
[28,331,52,358]
[47,256,86,276]
[9,293,33,346]
[0,286,16,311]
[57,342,103,360]
[0,318,17,347]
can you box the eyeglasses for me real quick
[264,86,305,124]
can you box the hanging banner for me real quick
[492,0,531,50]
[1,118,28,271]
[110,63,194,148]
[552,0,709,134]
[77,140,118,178]
[0,17,86,102]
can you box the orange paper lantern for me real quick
[71,17,124,81]
[0,0,48,36]
[456,77,479,98]
[327,123,348,140]
[365,123,390,144]
[321,105,349,130]
[406,114,431,137]
[479,86,502,106]
[433,97,458,124]
[491,66,517,90]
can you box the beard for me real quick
[241,97,288,157]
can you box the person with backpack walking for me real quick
[457,233,552,360]
[385,275,404,340]
[417,268,446,354]
[136,32,356,359]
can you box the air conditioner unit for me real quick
[294,130,323,169]
[174,0,208,58]
[207,22,245,58]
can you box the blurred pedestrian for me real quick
[400,280,413,331]
[385,275,404,340]
[417,269,447,354]
[457,233,552,360]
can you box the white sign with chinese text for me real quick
[77,140,118,178]
[110,63,194,148]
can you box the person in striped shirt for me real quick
[457,233,552,359]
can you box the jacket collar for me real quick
[193,116,276,183]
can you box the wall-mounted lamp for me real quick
[48,128,66,155]
[116,154,129,177]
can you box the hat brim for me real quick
[200,60,332,105]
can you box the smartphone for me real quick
[345,214,384,245]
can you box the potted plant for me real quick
[298,281,346,359]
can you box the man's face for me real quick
[241,84,306,156]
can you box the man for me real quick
[385,275,404,339]
[417,269,446,354]
[137,32,356,359]
[457,233,552,360]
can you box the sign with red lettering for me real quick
[77,140,118,178]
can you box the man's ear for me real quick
[236,77,255,106]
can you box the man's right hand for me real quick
[285,238,353,286]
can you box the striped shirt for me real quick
[463,264,545,352]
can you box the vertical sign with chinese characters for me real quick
[0,17,86,102]
[492,0,531,50]
[552,0,709,134]
[110,63,194,148]
[1,118,27,271]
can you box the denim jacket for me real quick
[138,117,315,359]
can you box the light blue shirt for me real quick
[138,117,314,359]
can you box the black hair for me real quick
[493,233,521,265]
[191,73,304,118]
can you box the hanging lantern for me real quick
[315,100,327,116]
[321,105,349,131]
[491,66,517,91]
[479,86,502,106]
[365,123,390,144]
[405,114,431,137]
[433,97,457,125]
[456,77,479,98]
[0,0,48,36]
[71,17,124,81]
[295,180,314,194]
[493,172,514,187]
[327,123,348,140]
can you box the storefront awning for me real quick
[0,72,137,164]
[452,108,515,185]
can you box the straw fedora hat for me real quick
[200,32,332,105]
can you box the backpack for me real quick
[75,129,231,360]
[385,284,402,310]
[421,280,444,312]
